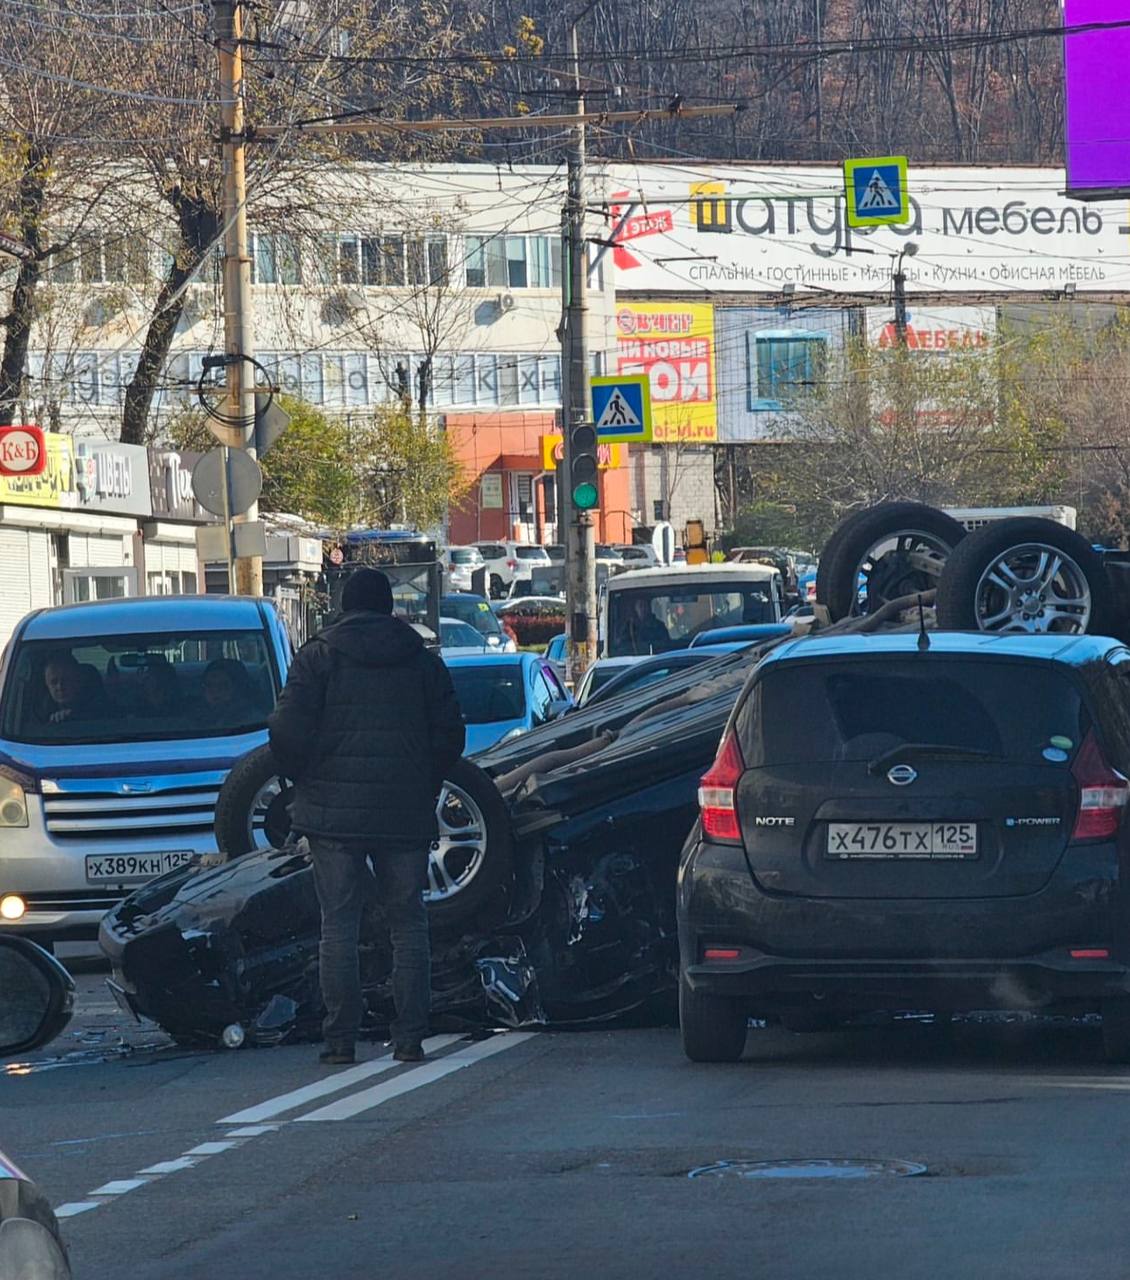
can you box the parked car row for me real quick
[442,541,663,600]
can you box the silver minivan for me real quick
[0,595,291,944]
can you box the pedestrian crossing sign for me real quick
[590,374,652,443]
[843,156,909,227]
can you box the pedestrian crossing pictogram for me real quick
[596,389,640,429]
[843,156,910,228]
[860,169,898,210]
[589,374,653,443]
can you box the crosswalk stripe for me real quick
[217,1035,464,1125]
[296,1032,536,1123]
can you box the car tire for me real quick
[1101,997,1130,1064]
[935,517,1113,636]
[214,743,294,856]
[213,747,515,931]
[679,972,747,1063]
[817,502,966,621]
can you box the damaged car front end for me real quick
[99,646,768,1045]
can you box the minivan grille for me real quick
[41,777,224,841]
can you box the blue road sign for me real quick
[590,374,652,443]
[843,156,909,228]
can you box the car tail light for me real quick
[1071,731,1129,841]
[506,558,518,569]
[703,947,743,961]
[699,729,745,844]
[1070,948,1110,959]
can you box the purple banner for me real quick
[1064,0,1130,196]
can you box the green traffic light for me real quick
[572,481,599,510]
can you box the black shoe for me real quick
[319,1046,355,1065]
[393,1042,425,1063]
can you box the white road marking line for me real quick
[184,1141,239,1156]
[137,1157,199,1175]
[55,1202,102,1218]
[224,1125,279,1137]
[217,1034,463,1124]
[297,1032,536,1123]
[89,1179,149,1196]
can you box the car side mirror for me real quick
[548,698,573,720]
[0,938,74,1057]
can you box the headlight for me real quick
[0,779,28,828]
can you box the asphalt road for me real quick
[6,968,1130,1280]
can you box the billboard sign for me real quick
[614,301,717,442]
[1063,0,1130,198]
[601,164,1130,294]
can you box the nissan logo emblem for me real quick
[887,765,918,787]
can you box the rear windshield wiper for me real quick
[867,743,998,775]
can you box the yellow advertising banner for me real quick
[615,301,717,443]
[541,434,623,472]
[0,433,76,508]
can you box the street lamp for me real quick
[893,242,919,347]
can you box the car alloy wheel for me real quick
[427,782,488,903]
[974,542,1092,633]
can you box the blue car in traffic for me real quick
[444,651,573,755]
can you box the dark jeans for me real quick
[308,839,430,1049]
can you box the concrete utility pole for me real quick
[214,0,262,596]
[561,1,599,679]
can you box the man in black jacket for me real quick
[268,568,465,1066]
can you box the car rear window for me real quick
[448,664,525,724]
[737,658,1089,768]
[477,544,506,560]
[2,631,277,745]
[515,546,548,560]
[450,549,482,565]
[440,597,503,638]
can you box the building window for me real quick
[50,230,147,284]
[653,499,667,522]
[254,233,301,285]
[465,234,560,289]
[749,333,827,409]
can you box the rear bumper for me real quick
[683,951,1130,1010]
[678,835,1130,1011]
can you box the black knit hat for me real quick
[341,568,394,615]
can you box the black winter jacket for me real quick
[267,611,465,845]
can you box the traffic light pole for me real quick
[561,7,598,680]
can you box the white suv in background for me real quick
[443,546,486,593]
[473,542,551,598]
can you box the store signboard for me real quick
[0,433,76,508]
[614,301,717,443]
[74,441,151,517]
[601,163,1130,294]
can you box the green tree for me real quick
[164,395,468,531]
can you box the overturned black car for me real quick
[99,644,772,1045]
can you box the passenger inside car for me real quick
[40,651,106,724]
[135,658,184,718]
[200,658,262,726]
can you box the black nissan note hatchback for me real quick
[677,632,1130,1063]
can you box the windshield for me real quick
[448,663,525,724]
[737,659,1087,768]
[515,546,549,561]
[2,631,278,745]
[607,582,776,656]
[441,620,485,649]
[441,597,504,638]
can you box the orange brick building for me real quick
[445,410,631,547]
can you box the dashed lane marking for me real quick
[51,1032,537,1222]
[296,1032,537,1122]
[218,1034,463,1125]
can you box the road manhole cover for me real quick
[688,1159,927,1180]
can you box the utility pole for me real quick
[560,1,599,679]
[214,0,262,596]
